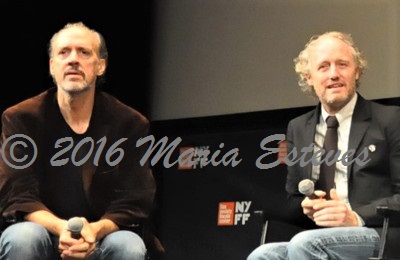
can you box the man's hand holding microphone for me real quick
[58,217,96,259]
[298,179,360,227]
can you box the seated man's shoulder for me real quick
[2,89,52,120]
[369,99,400,123]
[288,108,316,126]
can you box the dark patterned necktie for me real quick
[316,115,339,199]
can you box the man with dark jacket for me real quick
[248,31,400,259]
[0,22,159,260]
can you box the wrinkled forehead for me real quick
[52,27,100,54]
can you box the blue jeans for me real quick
[0,222,147,260]
[247,227,380,260]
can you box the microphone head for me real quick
[67,217,84,234]
[298,179,315,196]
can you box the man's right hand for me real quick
[59,218,96,259]
[301,190,327,220]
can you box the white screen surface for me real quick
[150,0,400,120]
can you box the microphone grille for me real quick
[67,217,84,233]
[298,179,314,196]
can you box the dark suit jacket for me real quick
[284,94,400,252]
[0,87,163,253]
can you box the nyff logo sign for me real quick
[217,201,252,226]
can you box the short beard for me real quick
[325,90,355,111]
[59,83,91,97]
[68,86,90,96]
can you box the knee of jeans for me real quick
[247,243,286,260]
[289,230,320,251]
[1,222,49,244]
[102,230,146,257]
[288,230,315,251]
[0,222,50,246]
[247,250,263,260]
[247,248,262,260]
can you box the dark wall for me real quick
[1,2,155,118]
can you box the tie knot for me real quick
[326,116,339,128]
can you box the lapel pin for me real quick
[368,144,376,152]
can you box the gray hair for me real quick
[48,22,109,85]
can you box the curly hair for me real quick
[293,31,368,97]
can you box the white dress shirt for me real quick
[312,93,358,209]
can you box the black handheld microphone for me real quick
[298,179,317,199]
[67,217,84,239]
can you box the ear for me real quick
[49,59,54,76]
[355,68,360,80]
[96,59,106,76]
[305,73,313,86]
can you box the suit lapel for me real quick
[303,107,319,179]
[347,95,371,175]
